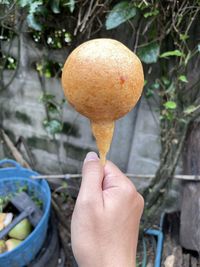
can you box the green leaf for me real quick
[1,0,11,4]
[145,81,159,98]
[151,82,160,89]
[36,63,43,75]
[40,93,55,103]
[64,32,72,43]
[198,44,200,52]
[184,105,200,115]
[50,0,60,13]
[164,101,177,109]
[177,14,183,26]
[44,69,51,78]
[18,0,30,7]
[166,111,174,121]
[138,42,160,64]
[180,33,189,41]
[145,88,154,98]
[144,9,159,18]
[27,14,42,30]
[106,1,137,30]
[161,76,170,86]
[29,0,43,14]
[160,50,184,58]
[64,0,75,13]
[6,56,16,69]
[134,1,148,10]
[43,119,62,135]
[178,75,188,83]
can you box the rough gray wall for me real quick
[0,32,161,176]
[127,97,160,174]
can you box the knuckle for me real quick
[122,181,137,197]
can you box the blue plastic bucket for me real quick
[0,159,51,267]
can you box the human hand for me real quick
[71,152,144,267]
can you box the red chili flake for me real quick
[120,76,127,85]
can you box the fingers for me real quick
[104,160,124,178]
[79,154,139,208]
[103,160,136,191]
[79,152,104,202]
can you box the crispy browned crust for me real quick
[61,39,144,163]
[61,38,144,122]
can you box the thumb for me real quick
[79,152,104,202]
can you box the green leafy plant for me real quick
[164,101,177,110]
[106,1,137,30]
[36,61,62,78]
[5,56,17,70]
[18,0,43,31]
[105,0,200,227]
[160,50,184,58]
[178,75,188,83]
[18,0,76,31]
[138,43,160,64]
[43,119,63,135]
[40,93,64,136]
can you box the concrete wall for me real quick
[0,32,161,177]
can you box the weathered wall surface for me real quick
[0,31,161,177]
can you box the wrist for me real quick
[78,258,136,267]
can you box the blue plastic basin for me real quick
[0,159,51,267]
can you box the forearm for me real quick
[77,251,136,267]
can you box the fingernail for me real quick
[84,152,99,162]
